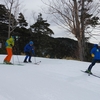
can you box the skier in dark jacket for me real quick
[23,41,34,63]
[85,43,100,74]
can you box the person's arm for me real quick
[91,48,96,57]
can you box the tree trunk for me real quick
[73,0,83,61]
[73,0,86,61]
[7,1,12,38]
[78,37,85,61]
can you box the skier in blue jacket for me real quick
[23,41,34,63]
[85,43,100,74]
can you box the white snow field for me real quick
[0,54,100,100]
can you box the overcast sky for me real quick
[0,0,71,39]
[0,0,100,44]
[19,0,72,39]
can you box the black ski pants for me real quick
[88,59,100,71]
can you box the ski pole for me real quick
[33,55,41,65]
[16,54,20,64]
[34,56,36,63]
[12,55,15,64]
[15,46,21,64]
[33,49,41,64]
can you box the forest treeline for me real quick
[0,4,93,61]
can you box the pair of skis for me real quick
[23,60,41,65]
[0,60,41,66]
[0,62,24,66]
[81,70,100,78]
[22,61,41,65]
[34,61,41,65]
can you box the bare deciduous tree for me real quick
[4,0,21,38]
[42,0,100,61]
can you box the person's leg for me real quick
[7,48,12,62]
[4,48,8,62]
[4,48,12,62]
[28,52,32,62]
[24,52,29,62]
[87,59,97,72]
[28,56,32,62]
[24,55,28,62]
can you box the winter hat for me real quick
[11,36,15,40]
[29,41,33,45]
[98,42,100,46]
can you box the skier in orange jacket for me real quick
[4,36,15,64]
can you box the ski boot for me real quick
[85,70,92,74]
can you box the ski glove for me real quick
[91,54,94,57]
[10,44,14,47]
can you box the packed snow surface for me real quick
[0,55,100,100]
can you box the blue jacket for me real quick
[91,44,100,60]
[24,43,34,54]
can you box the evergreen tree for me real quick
[0,4,17,38]
[30,13,54,36]
[17,13,28,28]
[0,4,9,38]
[0,4,9,23]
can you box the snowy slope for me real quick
[0,55,100,100]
